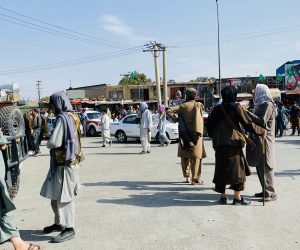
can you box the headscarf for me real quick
[207,86,237,136]
[253,84,274,110]
[140,102,148,114]
[49,91,73,115]
[185,88,197,101]
[49,92,78,175]
[159,104,165,113]
[221,85,237,104]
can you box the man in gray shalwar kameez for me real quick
[40,92,81,243]
[0,132,40,249]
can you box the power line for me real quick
[0,46,144,75]
[0,6,128,47]
[169,25,300,48]
[0,14,127,48]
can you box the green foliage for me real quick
[189,76,216,83]
[119,72,151,85]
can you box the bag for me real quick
[178,115,197,149]
[246,133,261,166]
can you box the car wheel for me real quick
[155,132,160,143]
[116,130,127,143]
[89,126,97,137]
[166,132,170,140]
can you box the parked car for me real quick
[110,114,179,143]
[45,116,84,138]
[86,111,103,136]
[45,117,56,138]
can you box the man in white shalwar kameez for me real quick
[101,108,112,147]
[139,102,153,154]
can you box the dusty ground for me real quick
[1,133,300,250]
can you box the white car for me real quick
[110,114,179,143]
[86,111,103,136]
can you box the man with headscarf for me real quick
[249,84,277,202]
[207,86,265,205]
[158,104,171,146]
[40,91,83,243]
[139,102,153,154]
[168,88,206,185]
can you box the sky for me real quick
[0,0,300,100]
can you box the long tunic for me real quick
[169,101,206,159]
[101,114,111,139]
[0,136,20,243]
[207,103,265,185]
[251,102,276,170]
[40,118,80,203]
[140,109,152,140]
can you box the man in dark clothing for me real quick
[289,102,300,135]
[31,109,42,156]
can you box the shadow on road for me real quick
[97,192,219,207]
[20,230,51,242]
[83,181,218,207]
[275,169,300,177]
[86,152,142,155]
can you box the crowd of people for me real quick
[1,83,298,248]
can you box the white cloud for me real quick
[101,14,150,43]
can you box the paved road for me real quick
[1,133,300,250]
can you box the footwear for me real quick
[185,177,192,184]
[51,228,75,243]
[102,145,106,147]
[109,141,112,147]
[28,243,41,249]
[219,196,229,205]
[33,151,41,157]
[260,193,277,202]
[43,224,64,234]
[254,191,270,198]
[140,151,147,154]
[232,197,251,205]
[191,179,205,185]
[147,150,150,153]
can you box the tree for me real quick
[119,72,151,85]
[189,76,216,83]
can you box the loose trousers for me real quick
[51,200,75,228]
[0,210,19,243]
[256,164,275,195]
[181,157,202,180]
[141,129,151,152]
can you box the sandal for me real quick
[185,177,192,184]
[28,243,41,250]
[192,179,205,185]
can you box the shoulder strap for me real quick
[220,104,247,144]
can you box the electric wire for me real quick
[0,47,144,75]
[0,6,129,48]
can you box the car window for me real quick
[87,113,101,119]
[123,116,137,124]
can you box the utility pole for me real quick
[36,80,42,102]
[216,0,222,97]
[143,41,165,107]
[69,80,72,89]
[153,44,162,105]
[162,47,168,106]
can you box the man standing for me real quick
[0,130,40,250]
[40,92,83,243]
[139,102,153,154]
[31,109,42,156]
[289,102,300,136]
[101,108,112,147]
[168,88,206,184]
